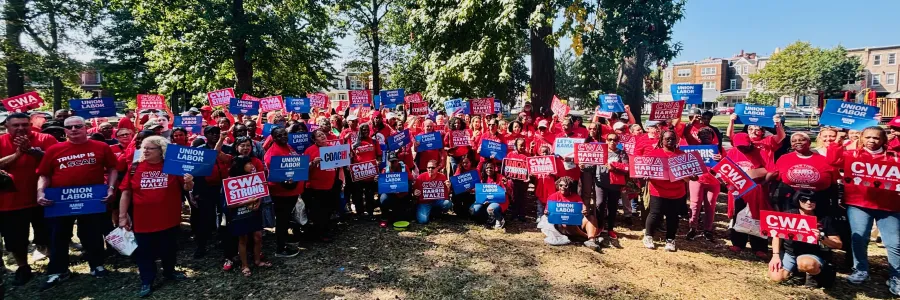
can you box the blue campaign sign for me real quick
[378,172,409,193]
[43,184,109,218]
[547,201,584,225]
[229,98,260,116]
[479,139,507,160]
[286,97,311,113]
[494,99,502,114]
[450,170,481,194]
[671,84,703,105]
[262,123,281,138]
[268,155,309,182]
[734,104,777,127]
[680,145,720,168]
[174,116,203,133]
[373,95,380,109]
[415,132,443,151]
[819,100,880,130]
[444,98,467,116]
[597,94,625,113]
[379,89,405,108]
[288,132,311,153]
[387,129,411,151]
[475,183,506,204]
[69,97,117,118]
[162,144,217,176]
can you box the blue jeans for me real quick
[448,155,462,176]
[471,202,503,222]
[847,205,900,276]
[780,252,825,273]
[47,213,108,274]
[417,200,453,224]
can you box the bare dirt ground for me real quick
[2,197,897,300]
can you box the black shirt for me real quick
[782,209,838,260]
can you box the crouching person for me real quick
[768,192,841,288]
[540,176,602,251]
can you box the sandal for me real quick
[255,261,273,268]
[242,267,252,277]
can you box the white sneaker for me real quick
[887,276,899,296]
[32,248,48,261]
[664,239,677,252]
[642,236,655,249]
[848,270,869,284]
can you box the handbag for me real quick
[730,206,763,237]
[292,196,308,225]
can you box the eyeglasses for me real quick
[64,124,85,130]
[606,138,618,142]
[427,166,436,170]
[143,147,160,151]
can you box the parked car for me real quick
[716,107,735,115]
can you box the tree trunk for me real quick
[49,8,61,111]
[231,0,252,94]
[4,0,25,98]
[620,45,647,123]
[52,76,62,110]
[530,25,555,117]
[370,0,380,94]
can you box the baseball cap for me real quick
[386,112,397,120]
[889,116,900,128]
[690,108,702,116]
[188,107,200,113]
[537,120,548,128]
[644,120,660,127]
[371,111,382,118]
[732,133,752,147]
[200,106,213,112]
[347,115,358,121]
[613,122,627,131]
[144,120,163,130]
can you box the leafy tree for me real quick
[3,0,27,97]
[337,0,402,94]
[751,42,861,104]
[555,49,579,102]
[88,5,155,106]
[746,90,779,106]
[813,45,862,95]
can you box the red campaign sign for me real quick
[241,94,260,101]
[594,108,613,119]
[409,102,429,116]
[843,155,900,191]
[310,93,328,109]
[405,93,424,103]
[574,143,607,165]
[451,130,471,148]
[527,155,557,176]
[207,88,235,107]
[421,180,447,200]
[349,90,371,106]
[760,210,819,244]
[223,172,269,206]
[648,101,685,121]
[711,156,758,198]
[551,96,570,117]
[629,156,669,180]
[349,160,378,182]
[469,98,495,115]
[667,152,708,181]
[502,158,529,181]
[2,91,44,112]
[259,95,284,113]
[137,94,167,110]
[620,134,636,156]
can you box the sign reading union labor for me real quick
[162,144,217,176]
[223,172,269,206]
[43,184,109,218]
[819,100,880,130]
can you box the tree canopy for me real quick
[750,41,862,101]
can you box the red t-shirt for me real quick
[414,133,442,172]
[414,172,449,204]
[775,152,835,192]
[303,144,336,190]
[647,148,687,199]
[683,123,719,146]
[445,129,472,157]
[0,132,58,211]
[633,134,658,157]
[37,140,117,188]
[119,161,184,233]
[353,139,381,163]
[751,135,781,163]
[265,143,304,196]
[110,143,127,158]
[117,117,135,131]
[545,192,582,214]
[724,147,774,219]
[340,128,360,145]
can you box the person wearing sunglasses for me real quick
[595,133,630,240]
[36,116,119,290]
[474,118,506,166]
[413,160,452,224]
[724,133,776,259]
[768,192,840,288]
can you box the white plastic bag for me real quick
[293,196,308,225]
[537,215,571,245]
[731,207,763,237]
[106,227,138,256]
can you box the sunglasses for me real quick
[64,124,85,130]
[606,138,618,141]
[798,197,815,204]
[427,166,436,170]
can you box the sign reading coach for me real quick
[319,144,351,169]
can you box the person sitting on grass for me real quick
[544,176,602,251]
[768,191,841,288]
[412,159,452,224]
[471,161,510,229]
[379,152,416,228]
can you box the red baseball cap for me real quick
[732,133,752,147]
[371,111,382,118]
[889,116,900,128]
[200,105,213,112]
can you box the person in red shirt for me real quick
[471,161,510,229]
[0,113,58,284]
[444,117,472,174]
[340,115,361,145]
[642,130,693,252]
[726,113,785,163]
[36,116,119,289]
[544,176,602,250]
[885,117,900,152]
[117,109,136,131]
[378,153,415,227]
[118,136,191,296]
[724,133,775,258]
[225,152,271,278]
[111,128,134,156]
[475,118,505,167]
[303,128,339,241]
[264,128,304,257]
[685,127,724,242]
[634,121,661,157]
[413,159,452,224]
[414,120,445,174]
[506,138,530,222]
[504,120,528,154]
[349,123,381,220]
[773,132,836,210]
[682,109,719,146]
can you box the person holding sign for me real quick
[724,133,776,259]
[726,113,785,163]
[772,133,837,212]
[349,124,381,220]
[594,133,630,237]
[262,129,303,258]
[444,117,472,175]
[505,138,531,222]
[118,136,192,297]
[642,131,693,252]
[413,160,452,224]
[451,154,478,218]
[475,118,506,164]
[302,129,340,242]
[36,116,119,290]
[685,128,724,241]
[224,155,271,277]
[378,153,415,227]
[544,177,602,251]
[532,144,566,219]
[413,120,445,175]
[472,161,510,229]
[768,194,841,288]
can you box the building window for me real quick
[888,73,896,85]
[664,71,672,79]
[747,81,753,89]
[677,69,691,77]
[890,53,896,65]
[702,81,715,89]
[701,67,716,75]
[742,65,749,75]
[874,54,882,66]
[873,74,881,85]
[729,79,737,90]
[733,66,741,75]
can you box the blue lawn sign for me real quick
[386,129,411,151]
[373,95,380,110]
[174,116,203,133]
[597,94,625,113]
[670,84,703,105]
[162,144,218,176]
[494,99,502,114]
[819,100,880,130]
[69,97,117,119]
[680,145,720,168]
[378,172,409,193]
[380,88,405,108]
[43,184,109,218]
[229,98,260,116]
[262,123,280,138]
[268,155,309,182]
[444,98,467,116]
[734,104,777,127]
[450,170,481,194]
[479,139,507,160]
[547,201,584,225]
[415,132,443,152]
[475,183,506,204]
[288,132,311,153]
[286,97,311,113]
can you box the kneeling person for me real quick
[544,177,602,251]
[768,192,841,288]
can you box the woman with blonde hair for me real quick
[814,127,839,156]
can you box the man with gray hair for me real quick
[35,116,119,291]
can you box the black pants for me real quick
[597,186,622,231]
[452,192,475,218]
[351,180,378,215]
[303,189,332,238]
[30,206,50,247]
[134,227,178,285]
[272,195,298,249]
[730,197,768,252]
[645,196,681,240]
[509,180,528,219]
[47,213,107,274]
[190,184,220,249]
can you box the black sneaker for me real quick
[703,231,715,242]
[812,264,836,288]
[163,271,188,282]
[275,247,300,258]
[13,266,33,286]
[90,266,109,278]
[685,228,698,241]
[138,284,153,298]
[39,271,71,291]
[804,273,819,288]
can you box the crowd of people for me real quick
[0,100,898,298]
